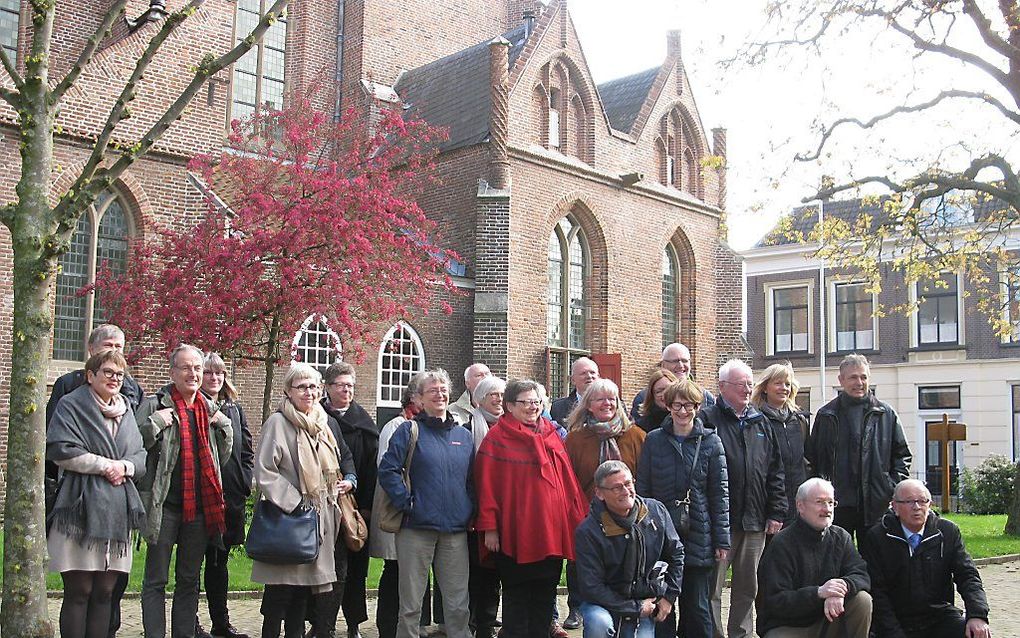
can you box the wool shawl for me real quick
[474,413,587,564]
[46,384,147,556]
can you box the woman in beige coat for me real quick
[253,363,345,638]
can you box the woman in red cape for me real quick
[475,378,587,638]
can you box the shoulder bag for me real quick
[373,420,419,534]
[245,489,320,565]
[666,433,703,538]
[338,491,369,551]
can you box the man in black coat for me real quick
[699,359,786,638]
[861,479,990,638]
[806,353,912,541]
[550,357,599,426]
[756,478,872,638]
[44,323,144,638]
[629,342,715,423]
[322,362,379,638]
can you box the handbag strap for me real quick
[666,433,703,503]
[401,420,419,489]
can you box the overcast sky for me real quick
[568,0,1012,250]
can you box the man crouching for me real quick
[574,460,684,638]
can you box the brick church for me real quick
[0,0,744,500]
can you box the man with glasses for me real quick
[756,478,872,638]
[629,343,714,422]
[806,353,912,541]
[861,479,990,638]
[136,344,234,638]
[699,359,785,638]
[574,461,684,638]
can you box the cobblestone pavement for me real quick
[47,562,1020,638]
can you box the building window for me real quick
[291,315,341,373]
[794,388,810,414]
[918,385,961,410]
[0,0,18,63]
[1012,385,1020,461]
[1002,268,1020,344]
[662,245,679,348]
[231,0,287,122]
[769,284,810,354]
[833,282,874,351]
[53,192,131,361]
[548,89,561,149]
[916,273,959,345]
[377,322,425,407]
[547,215,588,397]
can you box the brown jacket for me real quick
[565,426,646,500]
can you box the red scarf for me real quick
[171,386,226,536]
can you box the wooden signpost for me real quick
[926,414,967,512]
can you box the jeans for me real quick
[141,507,209,638]
[578,603,655,638]
[394,528,471,638]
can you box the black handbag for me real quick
[245,493,320,564]
[666,434,703,538]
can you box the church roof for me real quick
[596,67,659,134]
[395,24,529,153]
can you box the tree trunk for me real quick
[261,314,282,423]
[1005,461,1020,536]
[2,91,58,636]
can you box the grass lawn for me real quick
[2,514,1015,592]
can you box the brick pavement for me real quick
[46,562,1020,638]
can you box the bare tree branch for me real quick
[0,44,23,90]
[797,89,1020,162]
[960,0,1020,67]
[51,0,128,101]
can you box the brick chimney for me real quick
[507,1,543,32]
[667,30,682,59]
[712,127,727,211]
[488,37,512,190]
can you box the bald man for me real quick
[630,343,714,424]
[861,480,990,638]
[449,363,492,425]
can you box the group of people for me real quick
[43,326,994,638]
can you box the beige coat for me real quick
[250,411,341,589]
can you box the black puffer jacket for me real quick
[215,399,254,546]
[635,417,729,566]
[322,399,379,509]
[698,398,786,532]
[861,511,989,637]
[758,403,810,525]
[806,393,911,527]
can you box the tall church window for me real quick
[0,0,19,63]
[292,314,342,373]
[662,245,679,348]
[231,0,287,122]
[377,322,425,407]
[548,88,561,149]
[547,216,589,397]
[53,192,131,361]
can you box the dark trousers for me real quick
[667,565,713,638]
[141,508,209,638]
[834,506,867,543]
[376,560,400,638]
[107,571,129,638]
[904,611,968,638]
[467,532,500,638]
[203,544,232,629]
[305,539,348,637]
[497,556,561,638]
[261,584,309,638]
[342,545,371,627]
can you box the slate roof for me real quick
[596,67,659,134]
[395,25,529,153]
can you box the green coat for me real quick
[135,384,233,544]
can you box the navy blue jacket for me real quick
[378,412,474,532]
[550,391,579,426]
[699,398,786,531]
[635,417,730,566]
[630,386,715,425]
[574,497,685,615]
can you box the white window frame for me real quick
[827,279,878,353]
[376,322,426,408]
[291,314,342,373]
[764,280,814,356]
[909,271,965,348]
[1000,267,1020,344]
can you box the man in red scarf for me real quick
[137,344,234,638]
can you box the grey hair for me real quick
[571,356,598,375]
[503,378,542,408]
[718,358,753,382]
[661,342,690,360]
[415,368,452,394]
[323,361,356,385]
[472,375,507,405]
[893,479,931,500]
[89,324,125,348]
[796,477,834,502]
[839,353,870,374]
[463,362,490,382]
[283,362,322,391]
[169,343,204,369]
[594,460,631,489]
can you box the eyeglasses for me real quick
[662,358,690,365]
[720,380,754,390]
[599,479,635,494]
[812,499,838,508]
[203,370,225,377]
[670,401,700,412]
[99,368,125,381]
[893,498,931,508]
[514,399,543,407]
[329,382,355,389]
[291,384,320,393]
[422,387,449,396]
[485,392,504,400]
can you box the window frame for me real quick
[1000,266,1020,344]
[229,0,288,124]
[547,215,590,397]
[290,314,342,373]
[764,280,814,356]
[0,0,19,65]
[661,244,679,349]
[910,271,964,348]
[828,280,878,353]
[376,322,426,409]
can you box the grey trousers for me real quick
[763,591,873,638]
[712,530,766,638]
[394,528,470,638]
[141,507,210,638]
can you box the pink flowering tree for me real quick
[95,100,458,421]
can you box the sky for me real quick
[568,0,1013,250]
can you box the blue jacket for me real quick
[378,412,474,532]
[635,417,730,566]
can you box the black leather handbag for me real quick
[245,494,320,564]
